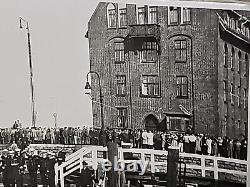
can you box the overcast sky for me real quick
[0,0,249,128]
[0,0,101,128]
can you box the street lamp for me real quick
[84,71,104,130]
[53,113,57,128]
[19,17,36,128]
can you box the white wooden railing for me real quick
[54,146,248,187]
[54,146,107,187]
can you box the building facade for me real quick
[86,2,250,138]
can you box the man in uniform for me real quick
[1,149,10,187]
[39,150,49,186]
[77,161,95,187]
[27,148,39,187]
[47,152,56,187]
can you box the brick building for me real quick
[86,2,250,137]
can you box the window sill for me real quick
[119,26,127,29]
[176,96,188,99]
[140,94,161,98]
[141,61,157,64]
[180,22,191,25]
[175,61,187,63]
[115,61,125,64]
[168,23,179,26]
[108,27,117,30]
[116,94,126,97]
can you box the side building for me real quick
[86,2,249,138]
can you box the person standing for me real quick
[27,149,39,187]
[47,152,56,187]
[39,151,49,186]
[1,149,10,187]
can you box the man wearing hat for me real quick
[27,149,39,187]
[47,152,56,187]
[38,150,49,186]
[77,161,95,187]
[1,149,10,187]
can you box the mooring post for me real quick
[107,141,118,187]
[167,146,179,187]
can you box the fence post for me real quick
[54,163,58,187]
[107,141,118,187]
[60,168,64,187]
[167,146,179,187]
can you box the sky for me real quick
[0,0,249,128]
[0,0,101,128]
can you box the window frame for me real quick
[139,41,159,63]
[148,6,158,24]
[230,83,234,106]
[114,42,125,64]
[230,47,235,71]
[168,6,179,25]
[224,43,228,67]
[119,8,127,28]
[116,107,128,128]
[137,6,146,25]
[174,40,187,63]
[181,7,191,24]
[107,4,117,29]
[223,80,227,103]
[176,76,188,99]
[140,75,160,98]
[116,75,126,97]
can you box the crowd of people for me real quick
[0,124,247,186]
[0,124,247,161]
[0,147,59,187]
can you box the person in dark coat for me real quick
[39,151,49,186]
[77,161,95,187]
[27,149,39,187]
[1,149,10,187]
[47,152,56,187]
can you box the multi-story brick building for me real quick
[86,2,249,138]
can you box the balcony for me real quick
[127,24,161,40]
[124,24,161,53]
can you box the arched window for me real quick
[231,47,235,70]
[224,43,228,67]
[107,3,117,28]
[238,51,241,73]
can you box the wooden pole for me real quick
[167,146,179,187]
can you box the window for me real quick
[107,4,117,28]
[114,42,124,63]
[238,51,241,73]
[237,86,241,107]
[149,6,158,24]
[245,54,249,77]
[169,7,178,24]
[117,108,127,128]
[119,8,127,27]
[224,44,228,67]
[182,8,191,23]
[138,7,146,24]
[141,75,160,97]
[140,41,158,63]
[230,83,234,105]
[177,76,188,98]
[223,80,227,102]
[230,47,235,70]
[116,75,126,96]
[175,40,187,62]
[243,88,247,109]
